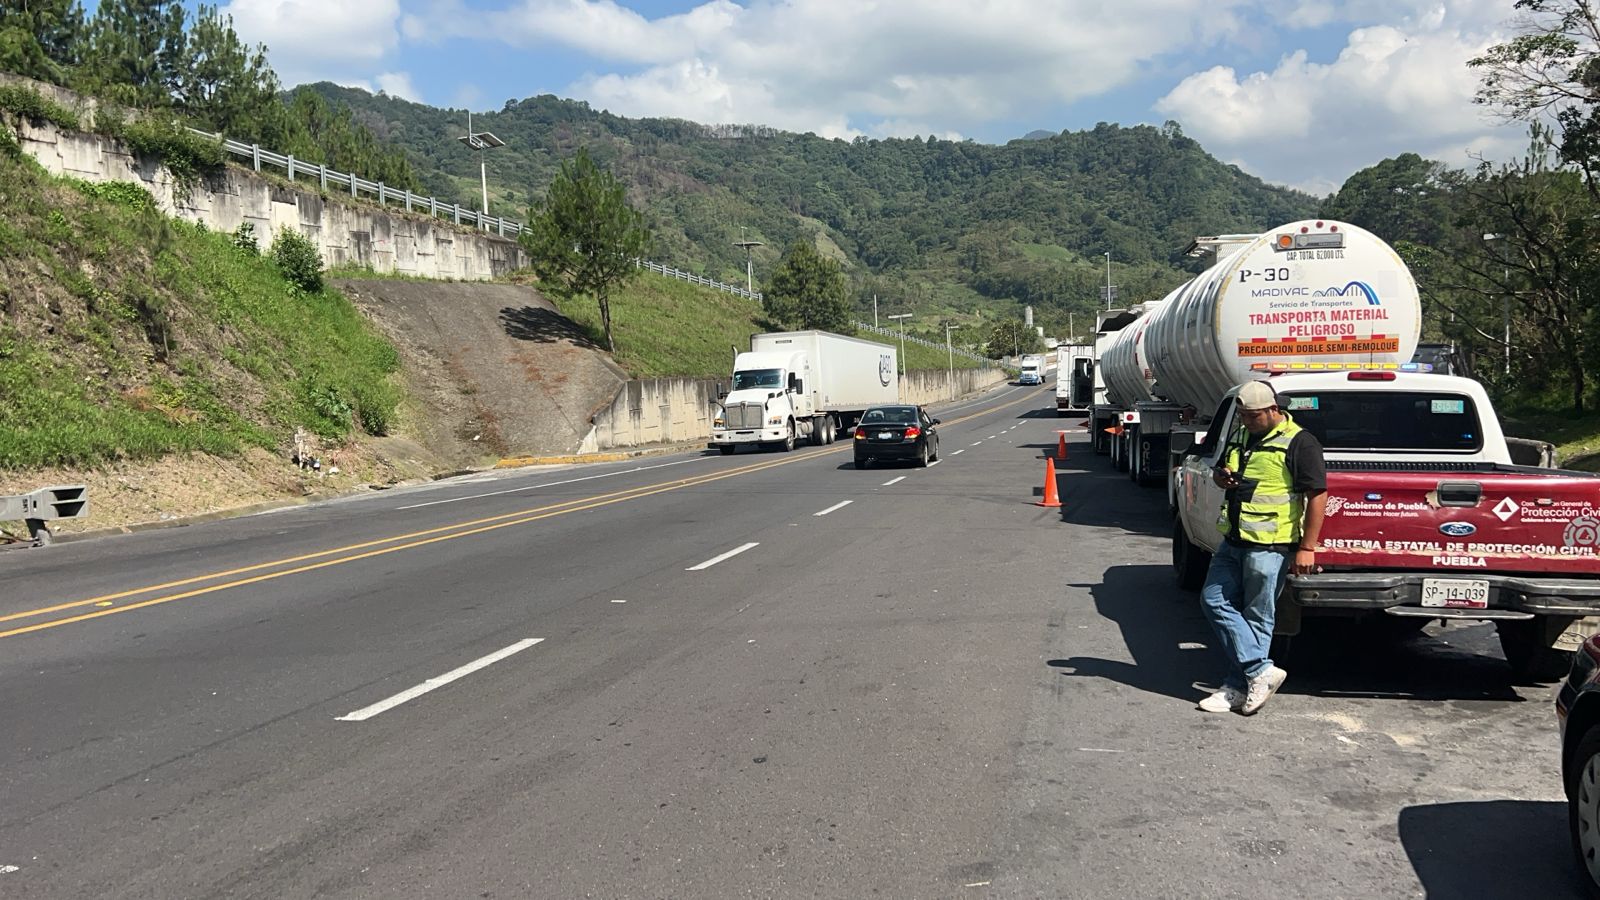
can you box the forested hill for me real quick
[311,83,1317,330]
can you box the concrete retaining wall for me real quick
[4,75,526,280]
[586,367,1009,451]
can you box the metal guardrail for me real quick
[635,259,761,300]
[196,130,525,237]
[855,321,993,366]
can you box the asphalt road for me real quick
[0,382,1581,899]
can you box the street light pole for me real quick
[733,228,763,295]
[1484,233,1512,375]
[1104,252,1112,310]
[944,321,955,400]
[457,112,505,220]
[888,313,912,376]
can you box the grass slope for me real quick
[541,274,988,379]
[0,153,400,470]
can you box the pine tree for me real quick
[0,0,86,84]
[81,0,187,107]
[763,240,853,333]
[520,148,653,351]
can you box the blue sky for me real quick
[206,0,1533,195]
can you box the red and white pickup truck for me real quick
[1171,370,1600,678]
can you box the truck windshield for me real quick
[1278,390,1484,452]
[733,369,782,390]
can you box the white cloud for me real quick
[1156,17,1526,193]
[375,71,422,101]
[222,0,403,87]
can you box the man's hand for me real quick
[1212,466,1240,488]
[1291,548,1319,575]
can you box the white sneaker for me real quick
[1242,666,1288,715]
[1197,686,1246,713]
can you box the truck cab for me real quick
[1019,355,1045,386]
[711,350,813,452]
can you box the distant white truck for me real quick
[1055,343,1094,415]
[1019,354,1045,385]
[709,330,899,454]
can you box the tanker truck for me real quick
[1101,219,1600,677]
[1097,223,1422,485]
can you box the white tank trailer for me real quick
[1098,220,1423,484]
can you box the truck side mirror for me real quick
[716,384,728,400]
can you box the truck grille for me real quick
[725,402,765,429]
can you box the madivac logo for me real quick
[1313,281,1381,305]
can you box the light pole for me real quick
[1484,233,1512,375]
[733,229,763,294]
[888,313,912,375]
[1103,252,1113,309]
[873,294,879,329]
[944,321,955,399]
[457,112,505,218]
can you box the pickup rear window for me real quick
[1278,390,1483,452]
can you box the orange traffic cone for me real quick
[1037,457,1062,508]
[1056,431,1069,461]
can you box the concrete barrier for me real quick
[4,75,526,281]
[584,367,1009,452]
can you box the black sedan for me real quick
[853,405,940,468]
[1558,633,1600,895]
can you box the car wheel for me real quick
[917,442,929,467]
[929,438,939,462]
[1571,723,1600,897]
[718,445,736,455]
[854,457,867,470]
[1172,517,1209,592]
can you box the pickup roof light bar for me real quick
[1249,362,1433,373]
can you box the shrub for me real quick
[270,229,324,293]
[232,222,259,255]
[72,179,156,212]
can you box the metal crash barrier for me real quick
[0,485,89,546]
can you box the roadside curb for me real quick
[16,442,712,546]
[494,442,707,469]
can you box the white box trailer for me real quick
[1055,344,1094,415]
[710,331,899,453]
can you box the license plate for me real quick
[1420,578,1490,608]
[878,431,893,439]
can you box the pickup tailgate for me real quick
[1316,467,1600,575]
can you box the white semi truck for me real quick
[1019,354,1046,386]
[1094,221,1423,484]
[709,330,899,454]
[1054,343,1094,416]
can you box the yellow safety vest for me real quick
[1216,416,1306,546]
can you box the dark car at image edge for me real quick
[1558,634,1600,897]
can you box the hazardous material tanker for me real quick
[1095,220,1423,484]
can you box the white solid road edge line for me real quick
[687,541,760,571]
[882,476,906,486]
[814,500,853,517]
[928,460,942,467]
[336,638,545,722]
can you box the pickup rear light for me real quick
[854,427,866,440]
[1348,371,1397,381]
[903,426,921,439]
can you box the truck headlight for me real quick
[768,416,782,425]
[713,416,725,428]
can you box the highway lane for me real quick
[0,380,1580,898]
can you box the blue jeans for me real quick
[1200,540,1290,690]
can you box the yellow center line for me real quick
[2,386,1046,639]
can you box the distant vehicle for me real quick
[853,405,941,468]
[710,330,898,454]
[1558,635,1600,893]
[1411,341,1464,377]
[1019,354,1045,385]
[1055,344,1094,415]
[1044,337,1060,350]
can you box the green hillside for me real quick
[0,151,400,469]
[307,84,1317,340]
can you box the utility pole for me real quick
[1104,252,1113,310]
[888,313,912,375]
[1484,233,1512,375]
[733,227,763,294]
[873,294,879,329]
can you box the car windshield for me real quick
[1278,389,1484,452]
[732,368,782,390]
[861,407,918,424]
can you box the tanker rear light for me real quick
[1273,223,1345,252]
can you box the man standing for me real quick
[1197,381,1327,715]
